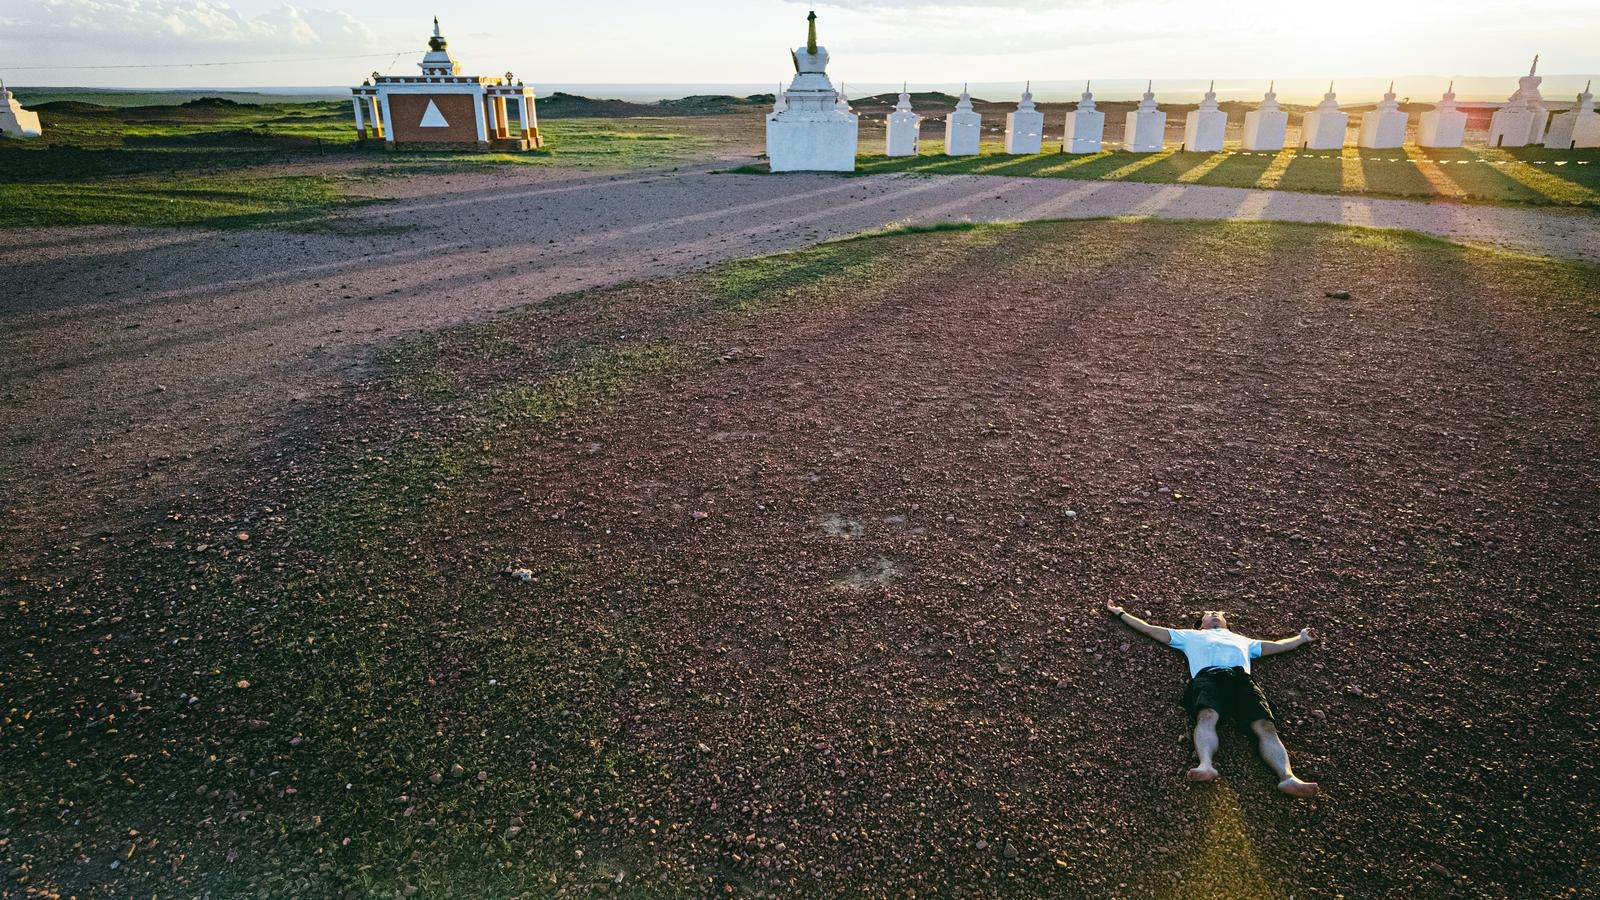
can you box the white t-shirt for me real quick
[1167,628,1263,678]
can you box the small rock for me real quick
[429,772,442,784]
[975,839,988,851]
[235,680,250,690]
[449,763,464,777]
[1310,709,1327,721]
[690,510,709,521]
[1324,290,1351,300]
[696,742,712,754]
[476,770,487,782]
[1003,842,1018,859]
[236,532,250,542]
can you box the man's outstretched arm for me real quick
[1258,627,1319,656]
[1105,599,1172,645]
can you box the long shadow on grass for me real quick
[1190,150,1276,188]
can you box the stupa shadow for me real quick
[1272,151,1347,195]
[1359,152,1436,198]
[1196,151,1276,187]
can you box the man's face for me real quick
[1200,610,1228,630]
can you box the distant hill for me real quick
[539,92,774,119]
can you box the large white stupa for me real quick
[1241,82,1287,151]
[1183,80,1226,152]
[1544,81,1599,149]
[1004,82,1044,155]
[0,80,42,139]
[766,11,859,172]
[1417,82,1466,148]
[945,84,981,156]
[1488,56,1548,148]
[886,84,921,157]
[1062,82,1105,154]
[1123,81,1166,153]
[1358,81,1408,149]
[1300,82,1348,150]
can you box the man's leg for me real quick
[1249,719,1319,798]
[1188,708,1220,781]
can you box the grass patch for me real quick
[0,174,372,230]
[0,101,739,229]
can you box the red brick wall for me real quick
[389,93,480,143]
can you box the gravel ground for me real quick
[4,165,1599,567]
[4,219,1594,897]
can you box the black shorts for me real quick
[1182,666,1277,731]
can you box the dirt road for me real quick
[3,165,1598,557]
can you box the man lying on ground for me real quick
[1105,600,1321,798]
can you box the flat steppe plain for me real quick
[2,117,1598,897]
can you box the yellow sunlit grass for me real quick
[1477,148,1600,205]
[1102,148,1178,180]
[1028,151,1119,177]
[1253,149,1296,189]
[1175,151,1232,183]
[1340,149,1368,193]
[1404,149,1470,199]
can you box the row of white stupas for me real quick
[766,16,1600,172]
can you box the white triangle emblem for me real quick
[418,99,449,128]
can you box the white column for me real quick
[377,92,394,144]
[351,96,366,136]
[475,93,490,143]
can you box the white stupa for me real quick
[766,11,859,172]
[1242,82,1288,151]
[1062,81,1106,154]
[0,79,43,139]
[1300,82,1349,150]
[1488,56,1547,148]
[1358,81,1408,149]
[1183,80,1226,152]
[1417,81,1467,148]
[885,83,922,157]
[1004,82,1045,154]
[945,84,982,156]
[1543,80,1598,149]
[1123,81,1166,153]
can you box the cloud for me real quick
[1,0,377,53]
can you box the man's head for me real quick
[1195,610,1229,630]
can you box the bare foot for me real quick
[1187,766,1219,782]
[1278,776,1320,798]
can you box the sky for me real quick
[2,0,1597,103]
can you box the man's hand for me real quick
[1105,601,1172,645]
[1261,626,1319,656]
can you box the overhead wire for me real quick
[0,51,424,72]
